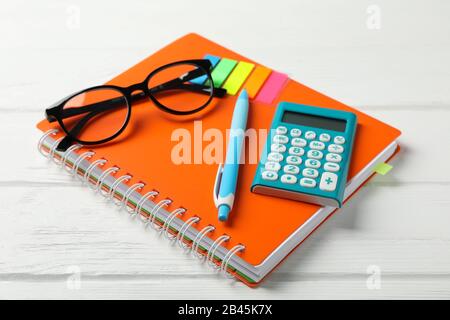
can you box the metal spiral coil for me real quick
[49,137,64,164]
[191,225,215,259]
[96,166,120,196]
[176,216,200,250]
[38,129,59,158]
[142,198,171,228]
[207,235,230,269]
[61,144,83,171]
[72,151,95,178]
[133,190,158,216]
[163,208,186,240]
[121,182,145,210]
[107,174,132,203]
[83,159,107,187]
[220,244,245,278]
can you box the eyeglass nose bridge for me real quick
[124,82,147,95]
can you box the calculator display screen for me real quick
[282,111,347,132]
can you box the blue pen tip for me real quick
[218,205,230,222]
[239,89,248,100]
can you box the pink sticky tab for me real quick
[254,71,288,104]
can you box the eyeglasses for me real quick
[45,59,226,152]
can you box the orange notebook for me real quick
[36,33,401,286]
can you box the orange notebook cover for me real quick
[37,33,401,285]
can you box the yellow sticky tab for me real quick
[243,65,272,99]
[222,61,255,95]
[374,162,393,175]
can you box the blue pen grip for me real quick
[218,91,249,200]
[219,136,243,197]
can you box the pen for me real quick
[213,89,249,221]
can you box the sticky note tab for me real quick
[210,58,237,88]
[222,61,255,95]
[244,65,272,99]
[254,71,288,104]
[374,162,393,175]
[191,54,221,85]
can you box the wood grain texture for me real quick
[1,0,449,299]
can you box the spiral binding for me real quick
[220,244,245,278]
[38,129,246,280]
[163,208,186,240]
[191,225,215,259]
[108,174,132,204]
[133,190,158,216]
[176,216,200,250]
[84,159,107,188]
[121,182,145,212]
[49,137,64,164]
[143,198,172,229]
[96,166,120,195]
[61,144,83,171]
[38,129,58,158]
[207,234,230,270]
[72,151,95,177]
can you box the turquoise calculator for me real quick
[251,102,357,207]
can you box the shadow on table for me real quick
[261,145,409,290]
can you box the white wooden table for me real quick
[1,0,449,299]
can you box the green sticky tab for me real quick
[210,58,237,88]
[374,162,393,175]
[222,61,255,95]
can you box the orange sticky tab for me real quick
[243,65,272,99]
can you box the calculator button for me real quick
[324,162,340,172]
[319,172,338,191]
[305,131,316,140]
[309,141,325,150]
[273,135,288,144]
[281,174,297,184]
[305,159,321,168]
[307,150,323,159]
[289,147,304,156]
[326,153,342,163]
[334,136,346,144]
[328,144,344,154]
[283,165,300,174]
[262,170,278,181]
[265,161,281,172]
[271,143,286,153]
[319,133,331,142]
[286,156,302,165]
[300,178,316,188]
[291,138,307,147]
[268,152,283,162]
[302,168,319,178]
[290,128,302,137]
[275,126,287,135]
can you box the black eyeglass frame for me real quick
[45,59,226,151]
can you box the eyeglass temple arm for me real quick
[55,106,112,151]
[147,67,213,94]
[50,94,134,121]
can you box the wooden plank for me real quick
[0,185,449,276]
[1,278,450,299]
[1,1,450,109]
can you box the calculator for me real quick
[251,102,357,207]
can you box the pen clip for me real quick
[213,163,224,208]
